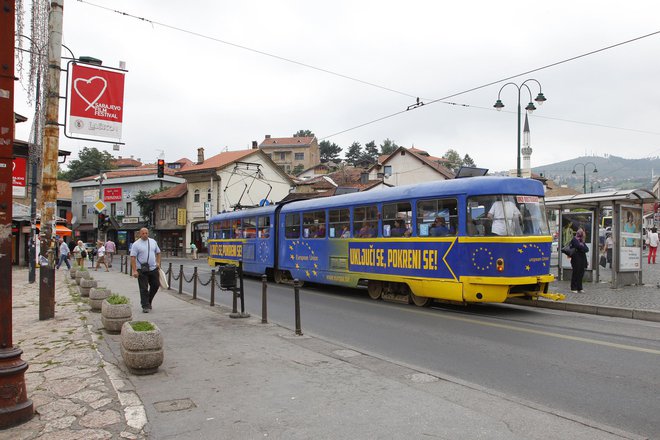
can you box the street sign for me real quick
[94,200,107,212]
[204,202,211,220]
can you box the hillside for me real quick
[531,155,658,192]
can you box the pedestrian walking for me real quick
[190,242,198,260]
[647,227,659,264]
[602,231,614,268]
[130,227,162,313]
[105,239,116,268]
[55,238,71,270]
[73,240,86,267]
[569,228,589,293]
[94,241,109,272]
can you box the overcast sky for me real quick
[13,0,660,173]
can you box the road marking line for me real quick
[433,313,660,355]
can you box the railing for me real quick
[117,255,303,334]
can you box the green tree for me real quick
[319,140,342,162]
[442,149,463,173]
[364,140,379,161]
[134,188,168,225]
[380,138,399,155]
[292,164,305,176]
[463,154,476,168]
[293,129,315,137]
[345,142,362,166]
[59,147,116,181]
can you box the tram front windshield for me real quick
[467,195,550,236]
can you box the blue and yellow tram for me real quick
[208,176,563,306]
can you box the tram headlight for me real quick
[496,258,504,272]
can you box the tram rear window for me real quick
[219,219,231,239]
[231,219,243,239]
[243,217,257,238]
[285,213,300,239]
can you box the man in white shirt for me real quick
[56,238,71,270]
[130,228,162,313]
[487,199,522,236]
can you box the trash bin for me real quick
[220,265,237,289]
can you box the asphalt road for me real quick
[162,258,660,438]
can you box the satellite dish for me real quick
[71,215,78,225]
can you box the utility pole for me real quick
[39,0,64,320]
[0,0,35,427]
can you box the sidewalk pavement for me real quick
[3,266,654,440]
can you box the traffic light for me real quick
[98,213,106,229]
[157,159,165,178]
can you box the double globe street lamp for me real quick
[493,79,547,177]
[572,162,598,194]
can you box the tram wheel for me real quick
[367,281,382,300]
[274,270,285,284]
[410,290,432,307]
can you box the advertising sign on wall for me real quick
[560,212,594,270]
[619,205,642,271]
[103,187,122,202]
[177,208,187,226]
[12,157,27,197]
[68,63,126,141]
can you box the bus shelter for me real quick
[545,188,656,288]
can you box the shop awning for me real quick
[36,224,72,236]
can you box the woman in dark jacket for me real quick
[570,228,589,293]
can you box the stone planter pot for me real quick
[101,300,132,334]
[75,271,91,285]
[69,267,78,279]
[120,322,163,375]
[79,278,98,298]
[89,287,110,312]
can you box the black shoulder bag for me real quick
[138,239,151,274]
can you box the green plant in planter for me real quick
[107,294,129,305]
[131,321,155,332]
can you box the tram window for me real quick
[285,213,300,239]
[467,195,549,236]
[329,208,350,238]
[354,205,379,238]
[243,217,257,238]
[231,219,243,238]
[219,219,231,239]
[382,202,412,237]
[258,216,270,238]
[417,199,457,237]
[303,210,326,238]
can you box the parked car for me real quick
[84,243,97,259]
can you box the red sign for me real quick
[12,157,27,187]
[104,187,122,202]
[68,63,126,141]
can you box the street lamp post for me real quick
[572,162,598,194]
[494,79,547,177]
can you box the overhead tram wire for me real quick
[76,0,421,100]
[321,29,660,140]
[74,0,660,140]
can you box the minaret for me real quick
[521,113,533,175]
